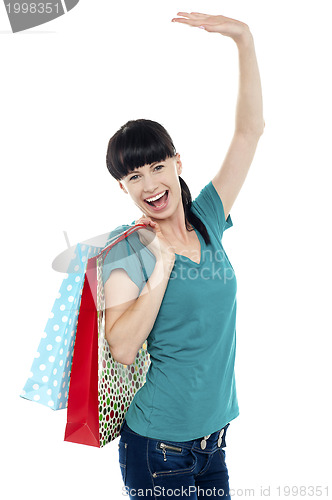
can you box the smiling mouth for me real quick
[144,190,169,208]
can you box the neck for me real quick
[152,204,192,245]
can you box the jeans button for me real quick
[200,439,207,450]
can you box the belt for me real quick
[121,420,230,453]
[197,422,229,451]
[200,430,223,449]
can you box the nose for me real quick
[142,174,159,195]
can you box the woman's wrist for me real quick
[234,28,254,49]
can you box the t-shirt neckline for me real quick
[174,227,204,266]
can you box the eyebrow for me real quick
[129,161,162,175]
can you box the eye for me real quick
[129,174,139,181]
[129,164,163,181]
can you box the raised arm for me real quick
[172,12,265,219]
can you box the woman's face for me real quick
[119,154,183,219]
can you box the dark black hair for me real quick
[106,119,210,245]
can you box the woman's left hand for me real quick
[171,12,250,43]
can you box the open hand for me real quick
[171,11,250,43]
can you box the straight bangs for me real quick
[106,119,176,181]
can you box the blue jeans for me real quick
[118,420,231,499]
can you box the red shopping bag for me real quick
[64,223,151,447]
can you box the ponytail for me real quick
[179,176,211,246]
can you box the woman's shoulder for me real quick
[103,221,150,258]
[104,223,133,246]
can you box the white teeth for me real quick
[145,191,166,203]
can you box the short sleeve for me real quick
[191,181,233,240]
[102,225,156,294]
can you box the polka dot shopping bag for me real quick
[64,223,151,448]
[20,241,103,410]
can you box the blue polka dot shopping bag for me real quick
[20,242,103,410]
[64,223,151,447]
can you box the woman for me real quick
[104,11,264,499]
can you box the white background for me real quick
[1,1,331,499]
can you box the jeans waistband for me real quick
[120,419,230,453]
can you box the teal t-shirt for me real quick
[102,180,239,441]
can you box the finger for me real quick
[136,218,156,228]
[172,18,202,27]
[135,218,149,225]
[176,11,210,17]
[175,12,191,18]
[172,17,213,29]
[190,12,211,17]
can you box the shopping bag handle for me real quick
[100,223,148,263]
